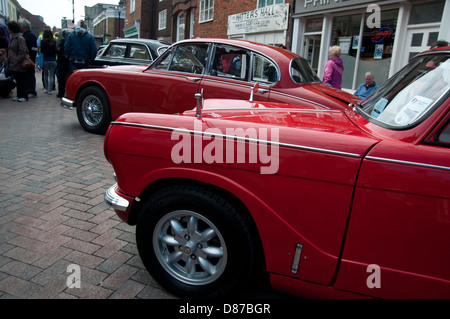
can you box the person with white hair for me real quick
[354,71,379,100]
[19,18,38,98]
[323,45,344,89]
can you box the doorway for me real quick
[304,35,321,74]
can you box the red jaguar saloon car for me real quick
[63,38,358,134]
[104,47,450,298]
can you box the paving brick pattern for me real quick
[0,77,176,299]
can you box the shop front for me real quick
[291,0,450,91]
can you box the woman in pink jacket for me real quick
[323,45,343,89]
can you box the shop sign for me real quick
[228,3,289,36]
[295,0,398,14]
[371,27,392,43]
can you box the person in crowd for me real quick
[64,21,97,76]
[40,29,57,95]
[19,19,38,98]
[323,45,344,89]
[0,48,16,98]
[0,25,9,49]
[354,71,379,100]
[56,28,73,98]
[7,21,29,102]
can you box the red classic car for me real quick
[104,47,450,298]
[63,38,358,134]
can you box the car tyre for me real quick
[136,184,259,298]
[76,86,111,134]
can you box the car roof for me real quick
[176,38,299,60]
[110,38,170,47]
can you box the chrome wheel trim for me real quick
[153,210,228,286]
[81,95,104,127]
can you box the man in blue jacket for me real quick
[354,71,379,100]
[64,21,97,76]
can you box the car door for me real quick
[132,43,209,114]
[335,111,450,298]
[199,44,272,102]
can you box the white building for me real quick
[291,0,450,90]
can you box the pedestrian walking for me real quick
[323,45,344,90]
[40,29,57,95]
[19,19,38,98]
[56,28,73,98]
[6,21,29,102]
[64,21,97,76]
[0,48,16,98]
[0,25,9,49]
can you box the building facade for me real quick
[291,0,450,90]
[92,5,126,43]
[124,0,294,47]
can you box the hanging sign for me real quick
[228,3,290,36]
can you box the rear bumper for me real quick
[61,97,74,109]
[104,183,134,223]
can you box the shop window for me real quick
[356,9,399,88]
[330,14,362,89]
[409,0,445,25]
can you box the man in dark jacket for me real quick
[19,19,38,98]
[64,21,97,76]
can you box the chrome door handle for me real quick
[258,89,269,94]
[186,77,201,82]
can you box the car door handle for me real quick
[186,77,202,82]
[258,89,269,94]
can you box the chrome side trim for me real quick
[366,156,450,172]
[183,108,341,113]
[104,183,130,212]
[269,90,332,109]
[110,121,362,158]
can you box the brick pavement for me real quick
[0,73,176,299]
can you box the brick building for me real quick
[124,0,293,48]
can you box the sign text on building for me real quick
[228,3,290,36]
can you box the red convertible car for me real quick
[63,38,358,134]
[104,47,450,298]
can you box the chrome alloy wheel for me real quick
[81,95,104,127]
[153,210,228,286]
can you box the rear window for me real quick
[290,57,321,84]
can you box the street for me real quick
[0,74,287,301]
[0,75,176,299]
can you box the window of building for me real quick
[257,0,284,8]
[330,13,362,89]
[177,12,185,42]
[159,9,167,30]
[199,0,214,23]
[356,9,398,87]
[409,0,445,25]
[130,0,135,14]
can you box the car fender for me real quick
[128,166,341,285]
